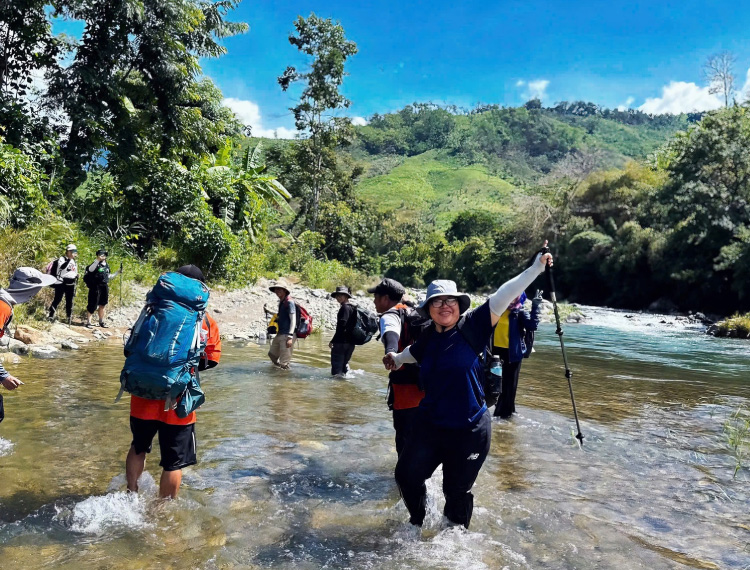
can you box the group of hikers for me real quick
[263,244,551,529]
[0,240,553,533]
[46,245,121,328]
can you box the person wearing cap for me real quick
[47,244,79,323]
[126,265,222,499]
[491,290,543,419]
[84,249,119,328]
[268,281,296,369]
[384,243,553,530]
[0,268,58,394]
[369,277,426,456]
[329,285,357,377]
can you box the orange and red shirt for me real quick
[384,303,426,410]
[0,300,12,338]
[130,313,222,425]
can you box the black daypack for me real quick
[350,305,379,345]
[455,315,496,407]
[398,307,432,348]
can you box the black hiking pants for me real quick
[49,282,75,320]
[330,342,355,376]
[395,409,491,528]
[392,406,420,457]
[493,347,523,419]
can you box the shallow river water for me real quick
[1,308,750,569]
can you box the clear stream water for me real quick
[1,309,750,569]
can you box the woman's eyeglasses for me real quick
[429,297,459,308]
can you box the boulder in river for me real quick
[14,325,55,346]
[29,345,59,359]
[0,353,21,365]
[8,338,29,355]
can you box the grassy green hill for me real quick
[356,150,516,228]
[350,103,689,227]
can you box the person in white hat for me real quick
[47,244,79,323]
[384,242,553,531]
[0,268,57,393]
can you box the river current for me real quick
[1,308,749,569]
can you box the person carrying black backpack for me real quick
[83,249,119,328]
[370,278,429,457]
[47,244,78,323]
[329,286,357,376]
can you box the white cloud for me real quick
[515,79,525,87]
[617,96,635,111]
[638,81,723,114]
[527,79,549,100]
[223,97,297,139]
[740,68,750,101]
[352,116,368,126]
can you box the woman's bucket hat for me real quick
[416,280,471,319]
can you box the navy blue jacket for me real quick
[500,301,542,363]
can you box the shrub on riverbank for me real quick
[713,313,750,339]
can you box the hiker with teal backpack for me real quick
[383,243,552,530]
[120,265,222,499]
[328,285,378,376]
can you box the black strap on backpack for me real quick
[455,314,494,406]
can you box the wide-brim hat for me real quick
[330,285,352,299]
[416,279,472,319]
[268,281,291,295]
[6,267,58,304]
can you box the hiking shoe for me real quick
[85,323,94,329]
[99,321,108,328]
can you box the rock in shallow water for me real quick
[29,345,59,358]
[8,339,29,355]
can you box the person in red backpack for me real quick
[268,281,296,369]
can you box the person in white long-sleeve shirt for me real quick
[383,242,553,530]
[47,244,79,322]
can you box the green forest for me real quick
[2,1,750,318]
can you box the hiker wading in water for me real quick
[267,281,296,369]
[329,285,357,377]
[384,242,553,530]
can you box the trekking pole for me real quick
[542,245,584,447]
[119,262,123,311]
[68,276,78,326]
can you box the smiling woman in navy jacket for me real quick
[384,243,552,530]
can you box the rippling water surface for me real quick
[1,310,750,569]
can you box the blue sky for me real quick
[55,0,750,136]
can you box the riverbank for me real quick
[0,277,722,368]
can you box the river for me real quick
[1,308,749,569]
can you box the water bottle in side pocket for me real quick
[484,355,503,407]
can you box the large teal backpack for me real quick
[116,272,210,417]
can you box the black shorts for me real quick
[130,417,197,471]
[87,284,109,313]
